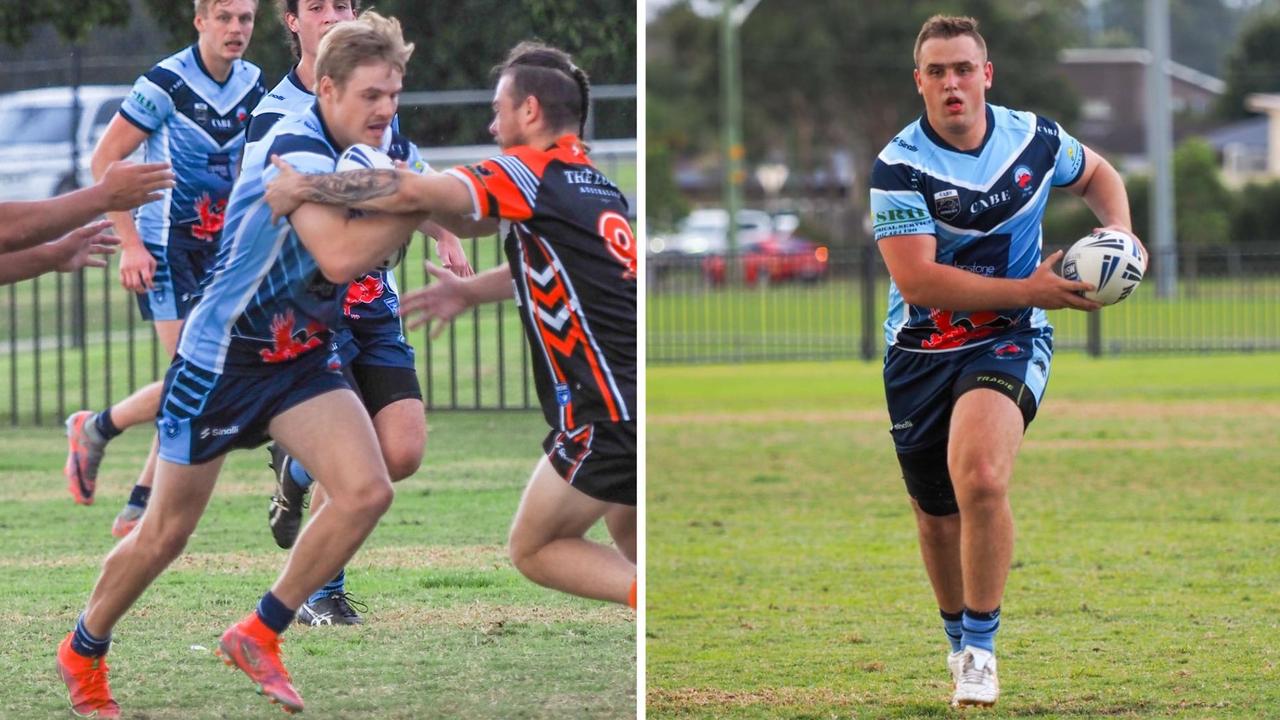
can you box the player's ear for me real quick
[523,94,540,126]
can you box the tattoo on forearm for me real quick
[301,170,400,205]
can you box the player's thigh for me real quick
[268,388,391,504]
[134,455,225,545]
[947,388,1025,496]
[370,397,426,481]
[510,456,612,553]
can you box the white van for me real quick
[0,85,133,201]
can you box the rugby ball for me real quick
[1061,229,1146,306]
[336,144,405,271]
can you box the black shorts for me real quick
[542,422,636,506]
[349,364,422,417]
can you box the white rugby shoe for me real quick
[947,650,965,688]
[952,646,999,707]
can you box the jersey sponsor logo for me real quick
[597,211,637,279]
[1012,165,1035,196]
[191,194,227,241]
[894,136,918,152]
[970,189,1012,215]
[131,90,159,115]
[199,424,240,439]
[260,309,327,363]
[343,275,386,319]
[922,308,1014,350]
[933,189,961,221]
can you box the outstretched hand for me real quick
[399,261,473,338]
[1027,250,1101,311]
[99,161,175,212]
[53,220,120,272]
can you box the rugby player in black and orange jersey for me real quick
[264,41,637,609]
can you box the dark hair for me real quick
[278,0,361,60]
[493,41,590,138]
[914,15,987,67]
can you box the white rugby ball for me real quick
[336,144,405,271]
[1061,229,1146,306]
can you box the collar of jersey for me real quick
[542,134,590,162]
[190,43,234,88]
[287,65,311,96]
[919,103,995,157]
[309,101,342,152]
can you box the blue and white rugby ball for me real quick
[1062,229,1146,306]
[335,144,405,271]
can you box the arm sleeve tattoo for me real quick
[301,169,401,205]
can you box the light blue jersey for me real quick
[120,45,265,249]
[869,104,1085,351]
[178,104,345,375]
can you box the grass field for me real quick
[646,354,1280,719]
[0,412,634,719]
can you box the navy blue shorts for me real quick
[883,327,1054,453]
[136,241,217,322]
[543,422,636,506]
[156,352,350,465]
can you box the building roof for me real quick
[1201,115,1268,151]
[1060,48,1226,95]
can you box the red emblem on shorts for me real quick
[343,274,385,319]
[191,193,227,241]
[922,309,1012,350]
[259,309,326,363]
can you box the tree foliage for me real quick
[0,0,132,46]
[1218,9,1280,120]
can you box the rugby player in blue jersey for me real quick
[869,15,1145,707]
[56,13,425,716]
[64,0,265,537]
[265,42,638,610]
[246,0,473,627]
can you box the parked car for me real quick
[0,85,133,202]
[703,234,830,286]
[648,207,774,257]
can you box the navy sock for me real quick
[308,570,346,605]
[940,608,964,653]
[288,459,314,490]
[70,615,111,657]
[127,484,152,509]
[255,591,296,634]
[93,409,123,441]
[961,607,1001,653]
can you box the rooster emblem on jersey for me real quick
[922,308,1013,350]
[259,309,326,363]
[191,193,227,241]
[343,275,385,319]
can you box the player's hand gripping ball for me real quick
[335,143,407,271]
[1061,229,1146,306]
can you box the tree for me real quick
[0,0,132,47]
[1218,9,1280,120]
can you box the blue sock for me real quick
[70,614,111,657]
[308,570,346,605]
[940,608,964,653]
[288,459,314,490]
[127,484,152,509]
[93,409,122,441]
[961,607,1001,653]
[255,591,296,634]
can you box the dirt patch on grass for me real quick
[1025,438,1246,450]
[647,686,860,710]
[370,601,632,628]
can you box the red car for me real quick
[703,235,829,286]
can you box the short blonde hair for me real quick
[194,0,258,17]
[913,15,987,67]
[315,11,415,89]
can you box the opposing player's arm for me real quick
[1062,144,1146,258]
[399,262,514,337]
[417,220,475,276]
[289,201,429,284]
[0,220,119,285]
[879,233,1100,312]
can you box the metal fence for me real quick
[647,243,1280,364]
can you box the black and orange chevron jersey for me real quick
[446,135,636,431]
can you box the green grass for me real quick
[646,354,1280,719]
[646,275,1280,363]
[0,412,634,719]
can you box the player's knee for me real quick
[336,477,394,520]
[899,442,959,517]
[952,459,1009,506]
[382,442,423,482]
